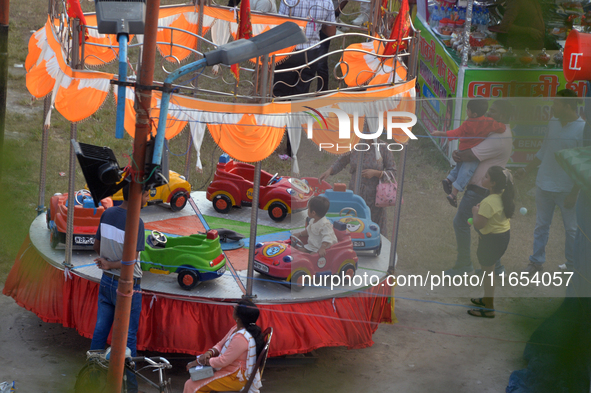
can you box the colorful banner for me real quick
[415,16,459,156]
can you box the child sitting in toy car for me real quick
[291,196,338,257]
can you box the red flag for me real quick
[383,0,410,57]
[66,0,88,42]
[230,0,253,82]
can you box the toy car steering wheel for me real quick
[75,189,91,205]
[290,235,305,249]
[151,230,168,247]
[339,207,358,217]
[267,173,279,186]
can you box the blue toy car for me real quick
[320,184,382,256]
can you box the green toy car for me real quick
[140,230,226,290]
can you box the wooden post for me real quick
[106,0,161,391]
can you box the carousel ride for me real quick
[4,0,418,359]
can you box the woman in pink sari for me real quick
[184,299,264,393]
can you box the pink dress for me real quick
[183,326,249,393]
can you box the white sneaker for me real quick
[558,263,567,270]
[352,13,368,26]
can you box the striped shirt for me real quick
[95,206,145,278]
[278,0,336,49]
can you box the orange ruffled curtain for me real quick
[3,236,394,356]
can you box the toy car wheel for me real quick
[50,226,60,249]
[46,209,51,230]
[170,191,188,212]
[177,268,200,290]
[212,194,233,214]
[268,202,288,222]
[339,263,356,280]
[290,271,306,291]
[373,242,382,257]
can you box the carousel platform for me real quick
[3,192,396,357]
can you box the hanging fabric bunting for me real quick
[189,112,207,172]
[26,17,113,123]
[341,40,407,87]
[25,15,416,158]
[156,11,215,62]
[230,0,253,82]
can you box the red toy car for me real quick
[46,190,113,249]
[253,221,358,290]
[206,154,322,222]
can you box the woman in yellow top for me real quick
[468,166,515,318]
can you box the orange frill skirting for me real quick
[3,235,395,356]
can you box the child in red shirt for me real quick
[431,99,506,207]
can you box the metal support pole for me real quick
[106,0,161,391]
[64,19,80,266]
[461,0,473,67]
[37,96,52,215]
[408,33,420,80]
[245,161,262,298]
[64,123,77,266]
[245,53,270,298]
[0,0,9,182]
[388,145,407,272]
[353,123,368,195]
[184,0,205,180]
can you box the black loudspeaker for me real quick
[72,140,128,206]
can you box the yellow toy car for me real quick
[111,171,191,212]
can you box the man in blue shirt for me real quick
[517,89,584,274]
[90,182,150,393]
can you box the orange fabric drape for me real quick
[26,17,113,117]
[3,236,395,356]
[207,114,285,163]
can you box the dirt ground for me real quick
[1,271,565,393]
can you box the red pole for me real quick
[106,0,160,391]
[0,0,9,182]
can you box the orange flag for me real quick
[230,0,253,82]
[383,0,410,57]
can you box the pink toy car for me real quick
[253,221,358,290]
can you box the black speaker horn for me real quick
[72,140,128,206]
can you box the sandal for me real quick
[467,308,495,318]
[442,179,453,195]
[470,298,485,307]
[446,194,457,208]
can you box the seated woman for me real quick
[184,299,265,393]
